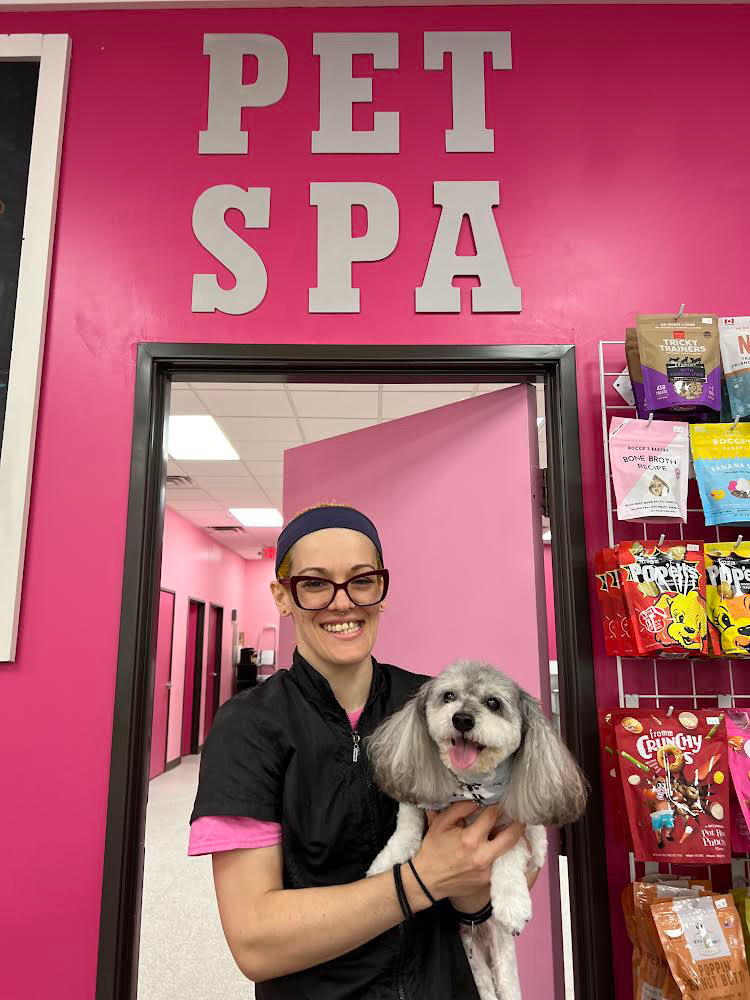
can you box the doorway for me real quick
[203,603,224,739]
[181,599,205,757]
[97,345,611,1000]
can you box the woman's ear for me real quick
[504,690,589,827]
[270,580,293,618]
[366,685,457,806]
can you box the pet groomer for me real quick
[189,502,525,999]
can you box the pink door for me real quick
[202,605,223,739]
[280,385,561,997]
[149,589,175,780]
[181,600,204,757]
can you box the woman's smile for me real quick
[320,619,365,638]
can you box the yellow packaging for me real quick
[733,889,750,962]
[705,543,750,657]
[691,425,750,527]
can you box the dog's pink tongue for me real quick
[450,740,479,771]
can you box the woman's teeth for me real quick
[321,621,362,633]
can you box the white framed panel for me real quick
[0,34,71,661]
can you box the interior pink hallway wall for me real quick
[159,507,246,757]
[2,7,750,998]
[544,543,557,660]
[280,387,561,996]
[243,558,280,666]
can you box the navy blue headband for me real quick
[275,506,382,575]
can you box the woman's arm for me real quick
[213,801,523,982]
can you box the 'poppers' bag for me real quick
[720,317,750,421]
[652,894,750,999]
[691,425,750,527]
[637,314,721,415]
[618,541,707,657]
[705,544,750,657]
[610,417,690,523]
[615,709,730,864]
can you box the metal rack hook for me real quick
[657,533,666,548]
[732,416,741,432]
[647,413,654,429]
[675,303,685,320]
[735,535,744,552]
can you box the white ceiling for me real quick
[167,381,546,558]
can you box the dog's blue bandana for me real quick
[420,760,513,811]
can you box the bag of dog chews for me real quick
[720,317,750,420]
[652,894,750,1000]
[637,314,721,415]
[609,417,689,522]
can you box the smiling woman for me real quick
[187,500,527,999]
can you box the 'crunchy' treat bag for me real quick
[618,540,707,657]
[615,710,730,864]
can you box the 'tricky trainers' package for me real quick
[615,710,730,864]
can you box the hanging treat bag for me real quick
[615,709,730,864]
[594,549,619,656]
[691,425,750,527]
[726,712,750,853]
[637,314,721,415]
[705,544,750,658]
[627,325,651,420]
[732,890,750,967]
[634,881,709,999]
[603,546,638,657]
[600,709,633,848]
[720,318,750,421]
[652,894,750,1000]
[618,540,707,657]
[610,417,690,523]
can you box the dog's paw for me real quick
[366,854,390,877]
[492,893,532,936]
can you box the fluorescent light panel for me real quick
[168,415,239,460]
[230,508,283,527]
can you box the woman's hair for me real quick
[276,501,383,579]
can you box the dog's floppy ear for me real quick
[504,689,589,826]
[366,683,457,806]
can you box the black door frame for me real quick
[183,597,206,756]
[96,343,612,1000]
[206,603,224,736]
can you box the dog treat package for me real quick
[600,709,633,848]
[731,891,750,966]
[622,883,641,1000]
[633,881,709,999]
[726,712,750,853]
[705,545,750,658]
[627,326,652,421]
[691,425,750,527]
[618,541,708,657]
[615,709,730,864]
[595,550,619,656]
[652,894,750,999]
[605,547,638,657]
[720,318,750,421]
[610,417,690,523]
[636,314,721,415]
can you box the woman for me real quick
[189,502,526,999]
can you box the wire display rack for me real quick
[598,340,750,885]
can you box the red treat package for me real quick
[726,711,750,853]
[594,550,618,656]
[615,709,730,864]
[599,709,632,849]
[618,540,708,657]
[605,546,636,657]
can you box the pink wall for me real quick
[160,507,245,756]
[2,7,750,997]
[243,557,280,665]
[281,387,561,996]
[544,542,557,660]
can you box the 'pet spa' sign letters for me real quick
[192,32,522,316]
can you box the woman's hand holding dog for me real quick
[413,801,525,912]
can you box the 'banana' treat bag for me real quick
[637,314,721,415]
[691,425,750,527]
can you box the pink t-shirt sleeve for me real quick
[188,707,364,856]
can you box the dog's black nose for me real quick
[452,711,475,733]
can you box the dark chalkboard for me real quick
[1,62,39,457]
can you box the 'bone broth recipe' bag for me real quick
[609,417,689,523]
[637,314,721,415]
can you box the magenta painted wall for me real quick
[2,6,750,997]
[280,387,561,996]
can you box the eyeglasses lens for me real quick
[296,574,385,610]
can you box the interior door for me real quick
[149,589,174,780]
[181,600,204,757]
[279,385,561,997]
[203,605,223,739]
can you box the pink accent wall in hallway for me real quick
[2,6,750,997]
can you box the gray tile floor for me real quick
[137,756,255,999]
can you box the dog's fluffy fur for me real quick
[365,660,588,1000]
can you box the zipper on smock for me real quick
[352,731,361,762]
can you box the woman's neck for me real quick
[298,643,373,712]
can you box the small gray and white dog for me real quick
[365,660,588,1000]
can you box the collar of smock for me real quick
[290,647,385,721]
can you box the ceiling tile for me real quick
[243,460,283,478]
[235,440,298,462]
[170,389,207,416]
[167,459,185,476]
[254,475,283,504]
[286,383,380,391]
[165,487,212,503]
[218,416,302,443]
[177,460,247,478]
[300,418,378,443]
[193,388,294,418]
[381,392,471,420]
[186,382,272,391]
[167,497,223,510]
[291,391,379,419]
[382,384,476,392]
[175,509,243,527]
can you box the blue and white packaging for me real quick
[720,316,750,420]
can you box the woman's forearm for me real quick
[238,867,431,982]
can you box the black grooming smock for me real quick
[190,647,480,1000]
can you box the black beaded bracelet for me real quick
[452,901,493,926]
[407,858,436,905]
[393,863,414,921]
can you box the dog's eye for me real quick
[486,697,501,712]
[443,691,456,703]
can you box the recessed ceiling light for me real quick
[167,415,239,460]
[229,508,283,527]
